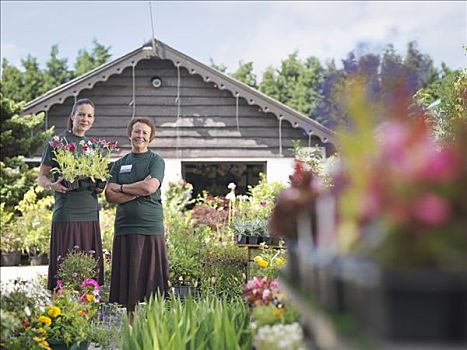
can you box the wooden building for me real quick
[24,40,336,196]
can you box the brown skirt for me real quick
[109,234,169,311]
[48,221,104,290]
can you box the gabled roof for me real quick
[24,39,336,144]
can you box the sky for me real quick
[1,1,466,78]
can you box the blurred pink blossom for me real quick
[413,193,450,226]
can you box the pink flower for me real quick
[48,137,61,149]
[81,278,100,291]
[358,191,381,220]
[412,193,450,226]
[413,146,459,183]
[65,143,76,153]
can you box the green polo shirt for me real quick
[109,150,165,236]
[41,130,99,222]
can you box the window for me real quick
[182,162,266,198]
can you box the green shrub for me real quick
[14,186,53,256]
[200,242,248,298]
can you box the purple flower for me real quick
[72,272,78,278]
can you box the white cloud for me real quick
[0,42,30,68]
[213,1,466,75]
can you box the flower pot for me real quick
[47,339,89,350]
[1,251,21,266]
[171,285,198,299]
[61,179,80,191]
[285,239,300,285]
[248,236,258,245]
[78,177,91,191]
[89,179,107,191]
[30,254,49,266]
[236,234,248,244]
[346,261,467,343]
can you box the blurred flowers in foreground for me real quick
[269,79,467,269]
[335,83,467,268]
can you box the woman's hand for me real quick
[50,178,70,194]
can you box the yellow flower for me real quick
[33,336,41,343]
[85,294,94,302]
[47,306,61,318]
[38,316,52,326]
[275,257,285,266]
[37,328,46,334]
[254,256,269,268]
[39,341,51,349]
[274,307,284,318]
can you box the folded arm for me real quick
[105,175,160,204]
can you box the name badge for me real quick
[120,165,132,173]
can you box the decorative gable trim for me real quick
[24,40,336,144]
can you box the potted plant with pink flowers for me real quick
[48,136,118,191]
[332,87,467,344]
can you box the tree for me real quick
[209,58,227,73]
[73,39,112,77]
[259,52,325,116]
[1,59,24,102]
[43,45,72,91]
[415,65,466,141]
[0,88,53,211]
[0,86,53,161]
[231,61,257,88]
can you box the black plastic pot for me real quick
[30,254,49,266]
[89,179,107,191]
[0,251,21,266]
[345,261,467,343]
[61,179,79,191]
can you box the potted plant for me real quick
[1,204,23,266]
[49,136,118,191]
[332,100,467,343]
[0,279,51,349]
[14,186,53,265]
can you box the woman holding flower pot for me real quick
[105,117,169,315]
[38,98,104,291]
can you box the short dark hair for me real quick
[67,98,95,130]
[127,117,156,141]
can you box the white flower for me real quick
[227,182,236,190]
[226,192,236,201]
[24,306,31,317]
